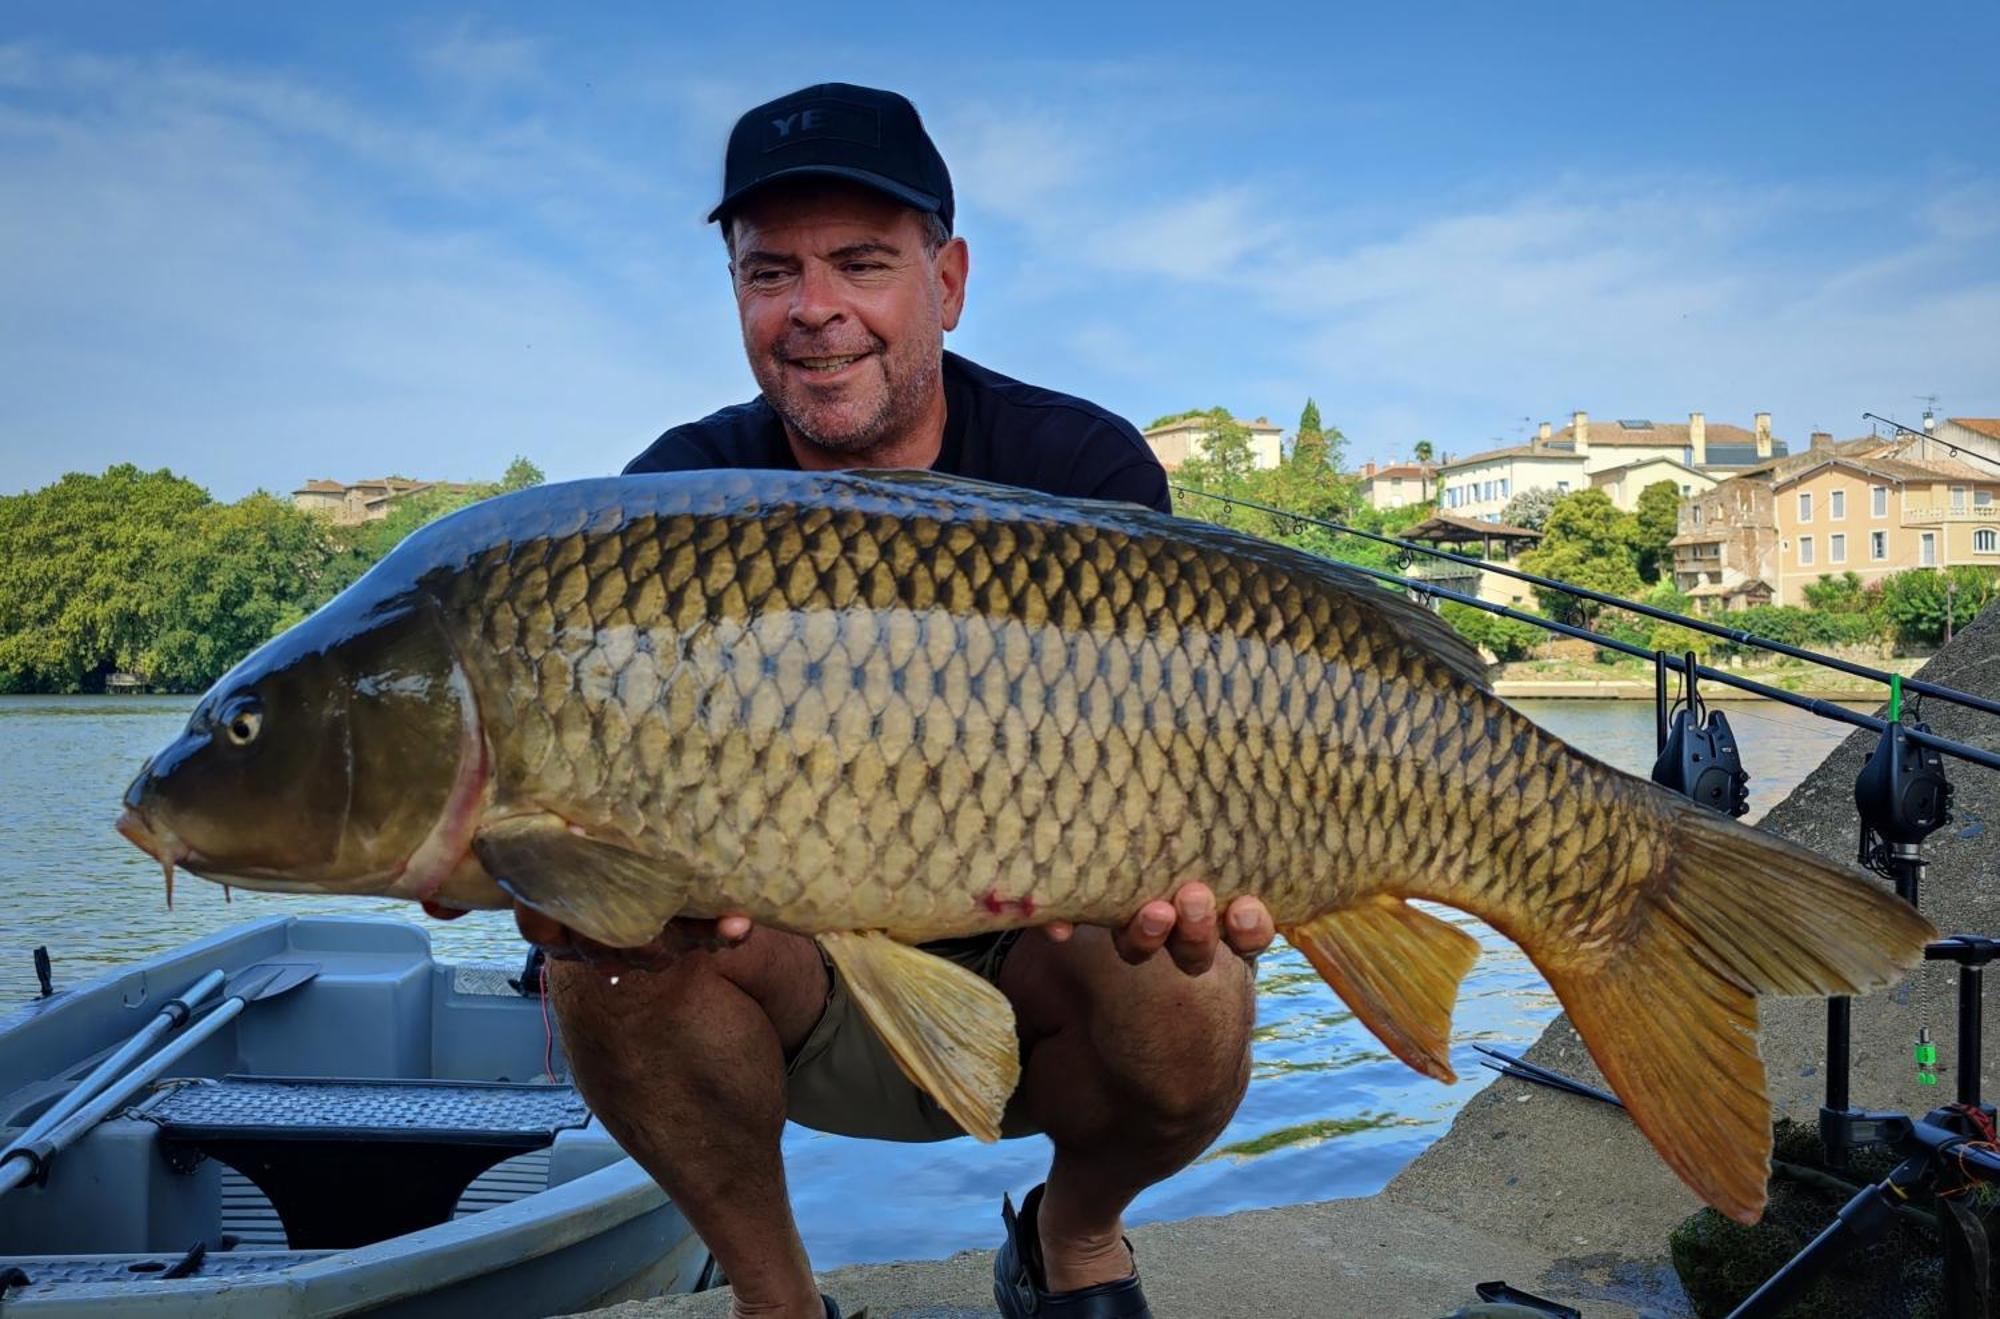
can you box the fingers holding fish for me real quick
[1110,884,1272,975]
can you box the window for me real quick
[1872,486,1887,517]
[1799,536,1815,565]
[1953,486,1968,512]
[1556,480,1570,494]
[1797,492,1812,522]
[1979,490,1994,509]
[1830,534,1846,563]
[1979,530,1999,555]
[1830,490,1845,519]
[1871,531,1887,560]
[1681,483,1691,495]
[1500,479,1510,499]
[1692,506,1703,527]
[1922,532,1937,566]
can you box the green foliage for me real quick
[1802,571,1869,614]
[1878,566,2000,646]
[1710,604,1880,657]
[1517,489,1642,623]
[1499,486,1561,532]
[1630,480,1683,583]
[1438,601,1545,661]
[1413,439,1434,464]
[1145,405,1233,430]
[500,456,546,492]
[0,462,533,693]
[1295,398,1323,453]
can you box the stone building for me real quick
[1435,410,1788,522]
[1141,415,1284,472]
[292,477,478,526]
[1354,462,1435,510]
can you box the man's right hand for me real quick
[509,905,757,973]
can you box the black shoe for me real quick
[822,1295,869,1319]
[993,1184,1152,1318]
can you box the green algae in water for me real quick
[1202,1113,1420,1163]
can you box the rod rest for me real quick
[137,1076,588,1249]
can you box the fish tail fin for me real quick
[1544,802,1933,1224]
[1282,895,1481,1083]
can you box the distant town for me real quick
[289,409,2000,622]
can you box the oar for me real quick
[0,962,319,1197]
[0,968,227,1165]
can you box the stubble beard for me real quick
[764,324,943,458]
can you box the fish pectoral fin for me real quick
[471,813,687,948]
[1283,896,1480,1083]
[818,931,1022,1143]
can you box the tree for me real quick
[1295,398,1325,465]
[1500,486,1561,532]
[1146,405,1233,430]
[1629,480,1684,584]
[1879,567,2000,647]
[1413,440,1434,464]
[1516,489,1642,622]
[500,456,546,492]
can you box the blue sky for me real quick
[3,2,1996,501]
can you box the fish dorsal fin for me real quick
[1283,897,1480,1082]
[818,931,1022,1142]
[472,813,688,948]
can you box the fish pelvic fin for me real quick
[1550,802,1935,1226]
[472,812,688,947]
[1283,896,1480,1083]
[819,931,1021,1142]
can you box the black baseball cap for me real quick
[709,83,954,233]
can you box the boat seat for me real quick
[138,1076,589,1249]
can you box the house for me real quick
[1355,462,1435,510]
[1435,411,1790,522]
[1899,417,2000,470]
[1769,443,2000,605]
[1400,512,1541,610]
[292,477,480,526]
[1589,456,1717,510]
[1671,433,1897,610]
[1142,415,1284,472]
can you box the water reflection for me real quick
[1,691,1871,1267]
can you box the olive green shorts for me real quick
[784,930,1044,1142]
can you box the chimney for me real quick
[1571,410,1589,457]
[1538,421,1552,443]
[1810,431,1833,453]
[1363,461,1378,478]
[1754,412,1772,459]
[1689,412,1707,467]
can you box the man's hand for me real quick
[423,884,1274,978]
[1039,882,1275,975]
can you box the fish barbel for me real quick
[117,470,1933,1222]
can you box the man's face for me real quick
[728,181,967,457]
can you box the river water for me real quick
[0,693,1872,1266]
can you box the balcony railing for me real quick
[1903,505,2000,522]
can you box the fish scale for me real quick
[121,469,1936,1218]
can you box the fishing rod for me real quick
[1171,484,2000,722]
[1862,412,2000,479]
[1232,521,2000,775]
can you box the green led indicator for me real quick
[1916,1026,1938,1086]
[1889,674,1903,723]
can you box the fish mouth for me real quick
[116,806,192,908]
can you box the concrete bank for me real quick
[577,615,2000,1319]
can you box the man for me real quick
[509,85,1275,1319]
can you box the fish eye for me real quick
[219,696,264,747]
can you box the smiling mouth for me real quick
[788,352,871,374]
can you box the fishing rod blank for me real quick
[1317,548,2000,776]
[1171,484,2000,722]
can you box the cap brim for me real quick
[708,165,945,226]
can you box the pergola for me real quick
[1400,512,1543,562]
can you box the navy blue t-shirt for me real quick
[624,351,1171,515]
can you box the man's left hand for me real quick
[1038,882,1274,975]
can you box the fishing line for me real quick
[1172,484,2000,722]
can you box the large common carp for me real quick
[117,471,1932,1222]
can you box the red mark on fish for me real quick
[979,889,1037,919]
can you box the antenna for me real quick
[1916,394,1940,432]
